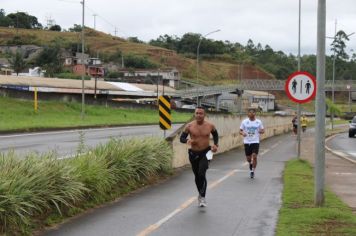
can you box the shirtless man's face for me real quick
[194,108,205,123]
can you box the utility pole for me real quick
[81,0,85,119]
[196,29,220,82]
[93,14,97,30]
[297,0,302,158]
[315,0,326,207]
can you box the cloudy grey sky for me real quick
[2,0,356,55]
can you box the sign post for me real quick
[285,71,316,158]
[159,95,171,137]
[347,85,351,112]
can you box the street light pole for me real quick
[315,0,326,207]
[331,20,337,130]
[196,29,220,82]
[81,0,85,119]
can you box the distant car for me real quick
[349,116,356,138]
[274,111,287,116]
[181,104,196,110]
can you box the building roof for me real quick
[0,75,175,93]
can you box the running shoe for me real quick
[199,197,207,207]
[250,171,254,179]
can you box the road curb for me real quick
[325,133,356,165]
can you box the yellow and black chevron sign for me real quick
[159,95,171,130]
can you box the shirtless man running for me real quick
[180,107,219,207]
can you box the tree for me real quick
[127,37,144,43]
[177,33,200,54]
[36,40,63,77]
[49,24,61,31]
[68,24,82,32]
[149,34,180,51]
[9,50,26,75]
[7,12,42,29]
[0,9,13,27]
[326,98,342,117]
[331,30,350,61]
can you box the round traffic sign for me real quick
[285,71,316,103]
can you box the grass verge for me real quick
[276,159,356,236]
[0,96,192,132]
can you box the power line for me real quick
[84,5,126,37]
[57,0,126,37]
[57,0,79,4]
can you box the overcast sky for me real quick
[2,0,356,55]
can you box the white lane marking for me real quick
[348,152,356,157]
[332,172,356,176]
[136,169,241,236]
[241,141,282,167]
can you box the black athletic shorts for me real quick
[244,143,260,156]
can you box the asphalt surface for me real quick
[325,132,356,162]
[42,133,297,236]
[0,124,182,157]
[300,126,356,213]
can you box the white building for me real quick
[121,68,181,88]
[243,90,275,112]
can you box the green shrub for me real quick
[124,54,158,69]
[55,72,91,80]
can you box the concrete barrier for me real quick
[167,114,293,168]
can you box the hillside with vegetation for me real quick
[1,10,356,86]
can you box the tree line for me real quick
[149,32,356,80]
[0,9,82,32]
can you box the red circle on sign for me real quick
[285,71,316,104]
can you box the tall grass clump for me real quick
[0,151,87,235]
[78,137,173,192]
[0,137,173,235]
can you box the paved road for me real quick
[326,132,356,162]
[0,124,183,157]
[42,133,297,236]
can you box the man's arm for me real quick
[179,125,190,143]
[211,127,219,146]
[210,125,219,152]
[239,122,247,136]
[259,122,265,134]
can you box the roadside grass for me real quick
[277,159,356,236]
[0,96,192,132]
[0,137,173,235]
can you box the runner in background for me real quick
[239,107,264,178]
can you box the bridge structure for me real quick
[173,79,356,111]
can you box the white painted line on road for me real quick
[241,141,282,167]
[136,169,240,236]
[270,142,281,149]
[208,169,241,189]
[332,172,356,176]
[348,152,356,157]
